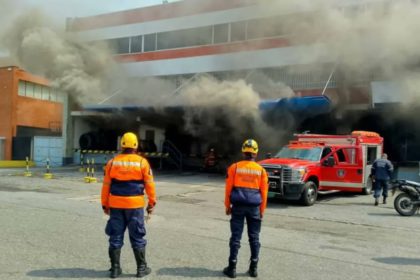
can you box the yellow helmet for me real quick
[121,132,138,149]
[241,139,258,154]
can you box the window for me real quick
[231,21,246,41]
[336,149,346,162]
[336,148,357,164]
[275,147,322,162]
[144,33,156,52]
[130,35,142,53]
[42,86,50,100]
[18,81,26,96]
[157,26,212,50]
[109,37,129,54]
[26,82,34,97]
[367,147,378,164]
[34,84,42,99]
[17,80,61,102]
[214,24,229,44]
[321,147,332,159]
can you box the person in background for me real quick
[371,153,393,206]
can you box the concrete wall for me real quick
[396,166,420,182]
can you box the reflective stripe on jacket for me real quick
[225,160,268,214]
[101,153,156,209]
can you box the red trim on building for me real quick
[69,0,259,31]
[115,37,290,63]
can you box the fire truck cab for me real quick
[259,131,383,206]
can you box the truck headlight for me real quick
[292,168,306,181]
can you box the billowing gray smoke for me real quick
[266,0,420,102]
[174,75,286,150]
[112,74,292,154]
[4,0,420,157]
[0,7,116,104]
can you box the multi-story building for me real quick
[68,0,340,96]
[0,66,64,160]
[67,0,419,164]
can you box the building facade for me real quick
[68,0,389,107]
[67,0,420,165]
[0,66,64,160]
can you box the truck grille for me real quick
[261,165,292,195]
[262,165,292,181]
[282,167,292,182]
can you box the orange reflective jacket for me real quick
[225,160,268,214]
[101,153,156,209]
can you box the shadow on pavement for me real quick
[373,257,420,266]
[157,267,222,277]
[267,192,363,208]
[27,268,108,278]
[368,212,399,217]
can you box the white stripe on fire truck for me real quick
[320,181,363,188]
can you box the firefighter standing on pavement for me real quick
[371,153,393,206]
[223,139,268,278]
[101,132,156,278]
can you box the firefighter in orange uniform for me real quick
[101,132,156,278]
[223,139,268,278]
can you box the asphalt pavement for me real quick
[0,168,420,279]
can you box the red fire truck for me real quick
[259,131,383,206]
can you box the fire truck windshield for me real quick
[275,147,322,161]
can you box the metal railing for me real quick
[162,140,183,170]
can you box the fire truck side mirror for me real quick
[323,156,335,167]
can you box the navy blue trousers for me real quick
[373,179,389,199]
[105,208,146,249]
[229,205,261,262]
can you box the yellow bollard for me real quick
[44,158,53,179]
[89,158,97,183]
[84,159,91,183]
[79,152,85,172]
[24,156,32,177]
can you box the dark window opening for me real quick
[131,35,142,53]
[367,147,377,164]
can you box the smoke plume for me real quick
[5,0,420,156]
[0,7,116,104]
[268,0,420,102]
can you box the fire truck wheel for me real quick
[362,178,373,195]
[300,181,318,206]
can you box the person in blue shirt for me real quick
[371,153,394,206]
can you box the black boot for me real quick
[248,259,258,277]
[109,248,122,278]
[383,197,387,204]
[223,260,236,278]
[133,248,151,278]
